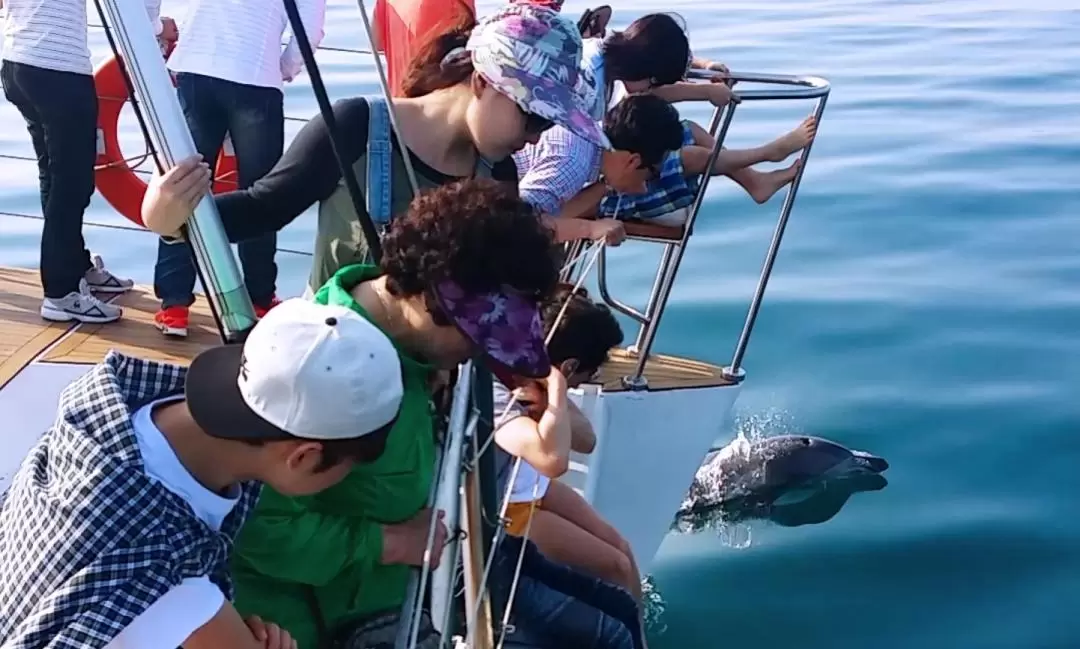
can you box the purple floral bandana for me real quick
[433,279,550,380]
[467,3,610,150]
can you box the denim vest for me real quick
[365,96,395,230]
[309,97,495,291]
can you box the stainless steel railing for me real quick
[574,70,831,388]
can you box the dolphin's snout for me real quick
[853,452,889,473]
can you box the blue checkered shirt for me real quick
[514,125,604,215]
[598,121,698,220]
[0,351,260,649]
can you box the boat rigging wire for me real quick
[280,0,387,263]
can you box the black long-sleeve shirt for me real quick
[212,97,518,243]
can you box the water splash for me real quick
[641,574,669,635]
[732,406,802,442]
[717,521,754,549]
[672,407,801,546]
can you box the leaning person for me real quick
[514,92,686,243]
[493,285,653,648]
[139,3,608,293]
[0,298,405,648]
[583,13,816,223]
[229,178,562,649]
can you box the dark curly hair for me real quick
[543,285,624,373]
[381,178,559,303]
[605,93,685,170]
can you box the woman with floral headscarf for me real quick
[141,3,609,294]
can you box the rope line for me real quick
[0,210,314,257]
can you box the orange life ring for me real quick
[93,47,237,227]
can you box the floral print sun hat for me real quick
[467,3,611,150]
[432,279,551,382]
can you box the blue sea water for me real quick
[1,1,1079,647]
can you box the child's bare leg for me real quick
[528,508,640,598]
[690,116,817,174]
[542,481,643,601]
[727,158,803,204]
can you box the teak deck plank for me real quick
[0,267,731,391]
[595,348,734,392]
[0,268,77,389]
[42,288,220,365]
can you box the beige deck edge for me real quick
[1,266,732,392]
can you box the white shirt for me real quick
[493,381,552,503]
[2,0,162,75]
[509,461,550,504]
[167,0,326,90]
[104,395,241,649]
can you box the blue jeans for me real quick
[154,73,283,309]
[493,536,643,649]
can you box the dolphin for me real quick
[675,434,889,528]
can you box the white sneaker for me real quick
[41,279,122,323]
[84,254,134,294]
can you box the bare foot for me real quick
[747,158,802,204]
[765,116,817,163]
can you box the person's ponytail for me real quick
[398,2,477,98]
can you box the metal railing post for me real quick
[94,0,254,341]
[623,104,736,388]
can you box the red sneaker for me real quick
[253,297,281,319]
[154,305,189,338]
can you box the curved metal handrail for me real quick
[686,69,831,101]
[587,71,832,388]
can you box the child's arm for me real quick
[650,80,735,107]
[541,182,626,246]
[182,601,295,649]
[568,400,597,454]
[556,181,608,220]
[493,370,573,478]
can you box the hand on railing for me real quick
[381,508,449,569]
[142,155,211,236]
[588,219,626,247]
[704,76,741,107]
[158,16,178,49]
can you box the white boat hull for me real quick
[564,383,740,574]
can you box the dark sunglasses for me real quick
[636,158,661,179]
[519,105,554,134]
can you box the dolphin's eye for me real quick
[800,437,811,446]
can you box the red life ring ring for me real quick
[93,47,237,227]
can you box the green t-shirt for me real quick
[231,264,435,648]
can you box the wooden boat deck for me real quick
[0,267,76,389]
[0,266,733,392]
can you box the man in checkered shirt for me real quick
[514,93,686,244]
[0,299,404,649]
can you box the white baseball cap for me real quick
[186,298,403,443]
